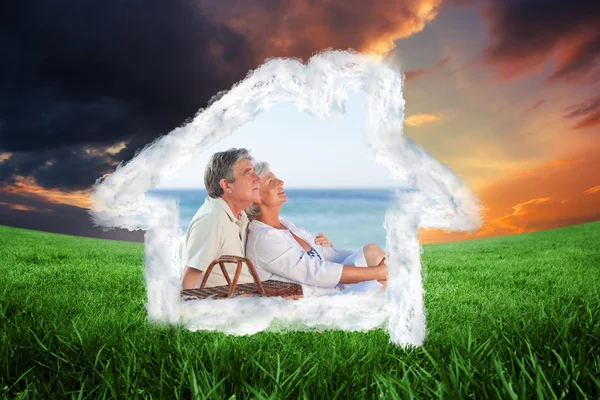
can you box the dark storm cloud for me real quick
[1,1,256,152]
[0,0,449,240]
[201,0,441,60]
[0,0,258,190]
[479,0,600,83]
[0,0,443,193]
[0,142,144,191]
[2,148,106,190]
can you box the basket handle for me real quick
[199,255,267,298]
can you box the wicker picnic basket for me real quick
[181,255,303,300]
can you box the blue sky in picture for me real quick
[155,91,403,189]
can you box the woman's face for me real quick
[259,171,287,207]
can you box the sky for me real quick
[1,0,599,243]
[155,91,402,190]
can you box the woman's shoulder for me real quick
[249,219,273,232]
[248,220,286,240]
[280,217,311,239]
[279,216,300,230]
[246,220,295,259]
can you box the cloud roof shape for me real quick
[89,50,482,347]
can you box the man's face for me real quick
[227,158,261,204]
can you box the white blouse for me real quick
[245,217,356,297]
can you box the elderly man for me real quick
[181,148,261,290]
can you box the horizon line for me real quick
[151,186,409,191]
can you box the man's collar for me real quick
[213,196,248,223]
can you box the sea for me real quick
[148,189,397,250]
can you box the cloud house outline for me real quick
[88,50,482,347]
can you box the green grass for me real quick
[1,222,599,399]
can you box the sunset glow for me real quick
[2,178,92,209]
[1,0,598,244]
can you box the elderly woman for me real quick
[245,161,388,297]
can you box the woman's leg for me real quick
[339,244,387,292]
[362,243,387,289]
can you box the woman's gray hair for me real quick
[204,148,253,198]
[245,160,270,220]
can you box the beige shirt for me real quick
[183,196,254,288]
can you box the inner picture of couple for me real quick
[180,148,389,298]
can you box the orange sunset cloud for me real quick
[405,113,440,127]
[201,0,443,61]
[419,149,600,244]
[0,201,41,212]
[583,185,600,195]
[2,178,92,209]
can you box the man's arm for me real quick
[181,266,205,290]
[181,218,223,289]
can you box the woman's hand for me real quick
[314,233,333,247]
[371,257,388,282]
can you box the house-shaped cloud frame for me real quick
[89,50,482,347]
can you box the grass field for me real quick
[1,222,599,398]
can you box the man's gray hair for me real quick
[245,160,270,220]
[204,148,253,198]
